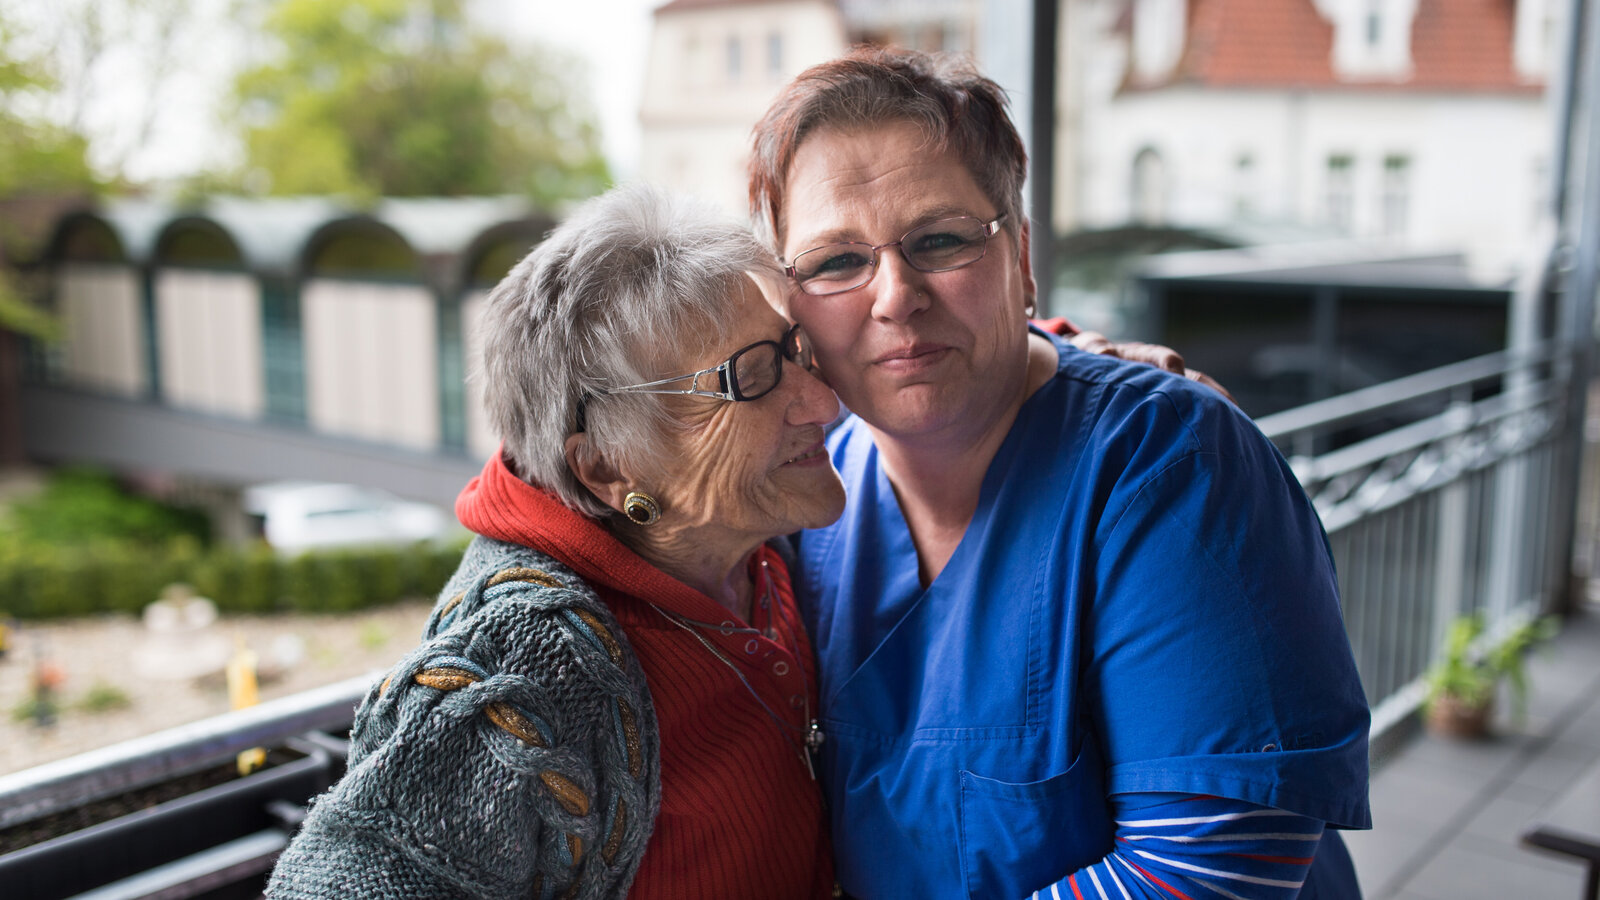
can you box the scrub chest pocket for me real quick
[957,737,1112,899]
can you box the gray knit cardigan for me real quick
[266,537,662,899]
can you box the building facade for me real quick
[1067,0,1556,273]
[22,197,553,510]
[637,0,983,216]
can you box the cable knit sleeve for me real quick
[266,539,661,900]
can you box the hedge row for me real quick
[0,539,468,620]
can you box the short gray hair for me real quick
[477,183,783,518]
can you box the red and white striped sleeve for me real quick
[1029,793,1325,900]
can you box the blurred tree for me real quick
[0,9,95,338]
[0,10,98,198]
[230,0,610,203]
[0,8,100,464]
[0,0,198,188]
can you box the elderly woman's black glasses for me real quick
[577,324,814,431]
[785,213,1006,296]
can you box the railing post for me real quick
[1553,0,1600,611]
[1431,405,1472,648]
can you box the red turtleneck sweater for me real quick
[456,453,835,899]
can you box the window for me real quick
[726,35,742,82]
[1131,147,1168,225]
[1531,157,1550,226]
[684,35,700,85]
[1325,154,1355,232]
[261,280,306,422]
[1365,0,1383,46]
[1381,154,1410,237]
[1233,153,1257,218]
[767,33,782,80]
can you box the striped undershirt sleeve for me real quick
[1029,793,1324,900]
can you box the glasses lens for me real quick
[793,243,875,295]
[731,341,783,400]
[783,325,813,371]
[903,217,989,273]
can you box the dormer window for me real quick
[1514,0,1557,82]
[1331,0,1416,81]
[1131,0,1186,84]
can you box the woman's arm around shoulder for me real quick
[1028,793,1342,900]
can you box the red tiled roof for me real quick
[1129,0,1540,92]
[1408,0,1529,89]
[1187,0,1335,87]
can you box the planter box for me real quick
[0,740,337,900]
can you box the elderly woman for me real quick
[750,47,1372,899]
[266,184,843,898]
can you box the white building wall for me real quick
[154,269,265,419]
[302,279,439,450]
[1081,86,1548,272]
[639,0,847,217]
[640,122,773,216]
[59,264,146,398]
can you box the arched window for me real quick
[152,220,263,419]
[1131,147,1168,225]
[301,222,438,449]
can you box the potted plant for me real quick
[1423,613,1557,738]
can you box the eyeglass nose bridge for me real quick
[855,236,924,290]
[869,236,910,260]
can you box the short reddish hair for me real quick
[747,45,1028,253]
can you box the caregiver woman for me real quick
[751,47,1372,899]
[267,185,844,898]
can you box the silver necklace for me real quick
[647,562,824,778]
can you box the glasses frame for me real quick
[784,213,1007,296]
[578,323,812,433]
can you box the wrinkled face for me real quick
[779,120,1035,442]
[641,278,846,543]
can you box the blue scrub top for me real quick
[796,332,1371,898]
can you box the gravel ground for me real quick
[0,598,436,776]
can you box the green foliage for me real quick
[1425,612,1559,718]
[190,543,282,615]
[0,285,57,339]
[0,468,462,617]
[0,9,96,339]
[0,13,98,197]
[1,468,211,549]
[77,681,132,713]
[0,536,466,619]
[10,695,57,724]
[228,0,609,203]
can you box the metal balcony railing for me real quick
[1258,342,1580,741]
[0,343,1594,898]
[0,676,371,899]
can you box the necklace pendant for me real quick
[806,720,825,752]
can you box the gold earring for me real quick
[623,491,661,526]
